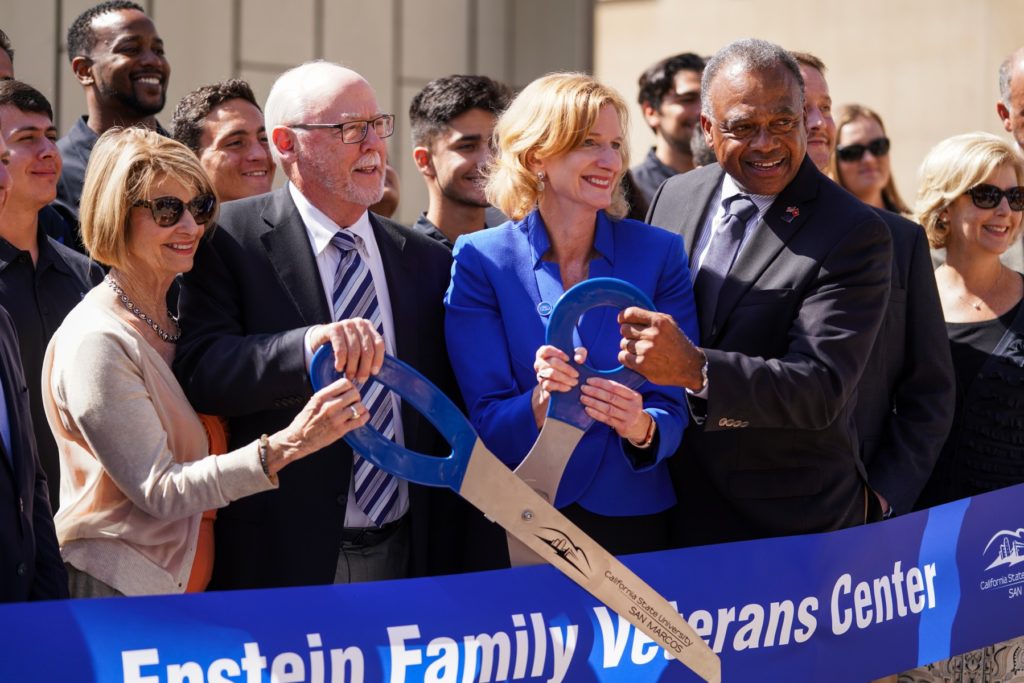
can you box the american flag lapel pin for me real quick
[782,206,800,223]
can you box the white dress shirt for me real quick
[289,182,408,528]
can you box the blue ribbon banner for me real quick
[2,483,1023,682]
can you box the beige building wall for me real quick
[596,0,1024,214]
[0,0,592,225]
[8,0,1012,222]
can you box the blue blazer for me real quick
[444,209,698,516]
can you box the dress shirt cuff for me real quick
[303,326,317,371]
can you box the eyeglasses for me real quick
[289,114,395,144]
[132,193,217,227]
[836,136,891,162]
[964,183,1024,212]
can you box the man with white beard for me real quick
[174,61,457,589]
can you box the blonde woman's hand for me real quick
[580,377,652,443]
[531,344,586,427]
[264,376,370,475]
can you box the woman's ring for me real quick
[350,405,360,420]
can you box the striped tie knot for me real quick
[331,230,361,253]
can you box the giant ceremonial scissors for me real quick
[310,278,720,682]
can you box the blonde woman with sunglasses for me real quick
[912,132,1024,511]
[42,128,373,597]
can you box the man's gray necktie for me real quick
[694,194,758,326]
[331,230,398,527]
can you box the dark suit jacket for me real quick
[853,210,954,514]
[174,187,456,589]
[0,305,67,602]
[647,157,892,545]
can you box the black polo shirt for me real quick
[630,147,680,208]
[0,232,103,508]
[413,213,453,251]
[55,116,169,228]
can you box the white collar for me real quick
[721,174,777,215]
[288,182,374,256]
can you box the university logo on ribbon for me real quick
[983,527,1024,571]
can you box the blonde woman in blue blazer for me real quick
[444,73,698,569]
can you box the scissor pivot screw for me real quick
[521,510,534,522]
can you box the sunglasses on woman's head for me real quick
[964,184,1024,212]
[836,136,890,162]
[132,193,217,227]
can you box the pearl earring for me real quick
[537,171,546,193]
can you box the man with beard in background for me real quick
[56,1,170,228]
[630,52,706,206]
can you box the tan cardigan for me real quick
[42,287,276,596]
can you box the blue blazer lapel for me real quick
[259,188,331,326]
[518,212,551,326]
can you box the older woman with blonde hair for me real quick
[911,132,1024,511]
[43,127,372,597]
[904,134,1024,683]
[444,72,698,569]
[831,104,911,215]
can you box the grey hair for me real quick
[701,38,804,119]
[999,48,1024,108]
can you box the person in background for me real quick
[171,78,275,202]
[906,131,1024,679]
[631,52,706,205]
[409,74,510,249]
[915,133,1024,508]
[830,103,910,215]
[688,121,716,169]
[0,28,15,80]
[369,163,400,218]
[0,110,67,604]
[791,52,954,519]
[0,81,103,508]
[43,127,371,597]
[445,72,696,570]
[56,1,170,225]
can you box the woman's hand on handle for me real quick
[264,377,370,476]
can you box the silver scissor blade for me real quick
[507,418,586,567]
[459,441,721,683]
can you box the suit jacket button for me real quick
[16,563,26,576]
[18,497,24,513]
[336,495,346,506]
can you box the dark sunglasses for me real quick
[133,193,217,227]
[836,136,891,162]
[964,183,1024,212]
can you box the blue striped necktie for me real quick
[331,230,398,527]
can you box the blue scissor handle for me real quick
[545,277,656,428]
[309,347,477,490]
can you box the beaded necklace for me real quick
[104,274,180,343]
